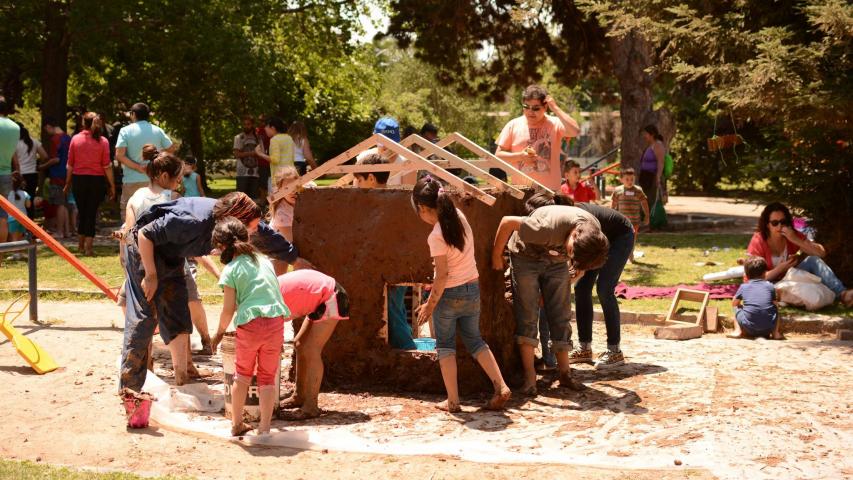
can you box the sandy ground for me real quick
[1,301,851,479]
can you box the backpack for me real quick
[663,152,674,178]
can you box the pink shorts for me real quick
[235,316,284,387]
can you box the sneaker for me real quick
[594,350,625,370]
[567,348,593,364]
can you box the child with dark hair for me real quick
[560,160,596,203]
[611,167,648,261]
[412,176,510,412]
[492,204,608,395]
[210,217,289,436]
[730,257,783,340]
[353,153,390,188]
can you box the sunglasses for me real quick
[522,103,543,112]
[769,219,790,227]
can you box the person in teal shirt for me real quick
[181,156,204,198]
[210,216,289,436]
[0,96,21,243]
[115,103,174,222]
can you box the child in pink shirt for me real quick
[277,269,349,420]
[412,175,511,413]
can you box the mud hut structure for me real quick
[276,133,551,393]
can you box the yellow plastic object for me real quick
[0,296,58,374]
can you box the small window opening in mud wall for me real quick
[382,282,435,352]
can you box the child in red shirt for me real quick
[560,160,596,203]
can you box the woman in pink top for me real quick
[65,112,115,255]
[412,176,511,413]
[277,269,349,420]
[747,202,852,306]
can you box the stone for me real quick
[837,329,853,341]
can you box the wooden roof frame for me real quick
[399,134,525,200]
[435,132,554,195]
[270,133,497,206]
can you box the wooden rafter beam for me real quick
[400,134,525,199]
[271,134,497,206]
[436,132,554,195]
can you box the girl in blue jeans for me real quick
[412,176,511,413]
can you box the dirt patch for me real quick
[293,187,526,393]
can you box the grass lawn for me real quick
[0,459,186,480]
[0,232,848,316]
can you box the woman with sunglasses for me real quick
[747,202,852,307]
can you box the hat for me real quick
[373,116,400,142]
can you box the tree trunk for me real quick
[609,31,675,172]
[2,67,24,111]
[40,1,71,142]
[187,110,207,193]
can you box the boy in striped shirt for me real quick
[611,168,649,261]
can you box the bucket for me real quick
[121,389,153,429]
[220,331,281,421]
[413,337,436,351]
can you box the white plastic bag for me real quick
[776,278,835,311]
[781,267,822,284]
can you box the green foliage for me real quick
[584,0,853,280]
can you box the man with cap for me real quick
[357,116,415,186]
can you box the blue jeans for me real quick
[510,255,572,351]
[538,308,556,367]
[432,281,488,360]
[575,230,634,347]
[120,237,192,392]
[797,256,847,297]
[388,286,416,349]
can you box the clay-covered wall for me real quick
[292,187,526,393]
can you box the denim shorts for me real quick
[432,281,488,360]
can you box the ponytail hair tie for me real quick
[438,187,445,194]
[424,174,434,183]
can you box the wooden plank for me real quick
[334,173,355,186]
[437,132,554,194]
[678,289,709,303]
[335,162,411,173]
[401,134,525,199]
[654,322,703,340]
[704,306,719,333]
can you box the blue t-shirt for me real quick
[48,134,71,180]
[734,279,778,332]
[182,172,202,197]
[137,197,298,263]
[116,120,173,184]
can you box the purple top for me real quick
[640,145,657,172]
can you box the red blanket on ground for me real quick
[615,282,739,300]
